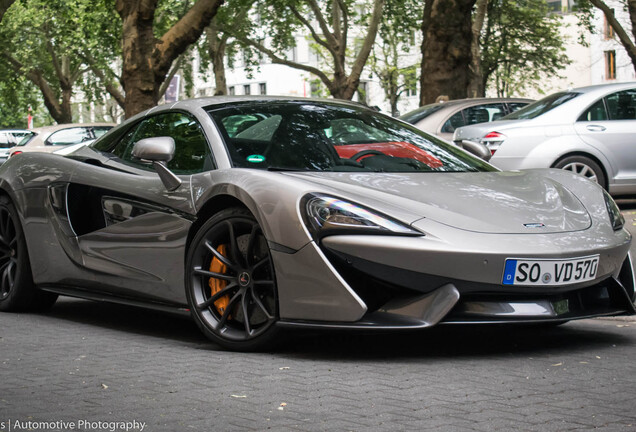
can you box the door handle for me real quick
[586,125,606,132]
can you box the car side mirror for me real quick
[460,139,492,161]
[132,137,182,191]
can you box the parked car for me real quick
[453,82,636,195]
[399,97,532,141]
[9,123,114,157]
[0,97,633,351]
[0,129,35,164]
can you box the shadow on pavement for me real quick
[42,298,630,360]
[278,322,631,361]
[45,297,207,345]
[617,198,636,210]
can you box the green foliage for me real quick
[231,0,385,99]
[0,0,121,120]
[481,0,571,96]
[370,0,421,114]
[0,70,46,128]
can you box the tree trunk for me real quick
[467,0,488,98]
[116,0,224,118]
[630,0,636,43]
[0,0,15,23]
[389,75,399,116]
[116,1,157,118]
[205,23,228,95]
[420,0,476,105]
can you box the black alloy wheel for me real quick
[186,207,279,351]
[0,201,18,302]
[0,195,57,312]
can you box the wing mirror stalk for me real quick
[132,137,182,191]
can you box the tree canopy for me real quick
[480,0,571,97]
[232,0,385,100]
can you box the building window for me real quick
[229,86,235,95]
[605,50,616,80]
[259,83,267,95]
[604,13,615,39]
[243,84,251,95]
[285,46,297,62]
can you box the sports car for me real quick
[0,97,634,351]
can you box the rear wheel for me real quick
[186,208,279,351]
[0,195,57,312]
[554,156,606,189]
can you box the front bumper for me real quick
[274,227,634,329]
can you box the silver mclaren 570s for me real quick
[0,97,634,350]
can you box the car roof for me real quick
[133,96,374,119]
[566,81,636,94]
[0,129,32,133]
[28,123,115,134]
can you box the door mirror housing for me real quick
[460,139,492,161]
[132,136,175,162]
[132,137,181,191]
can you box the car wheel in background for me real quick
[554,156,607,189]
[186,207,280,351]
[0,196,57,312]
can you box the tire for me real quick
[0,195,57,312]
[554,156,606,189]
[185,207,280,351]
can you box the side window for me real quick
[577,99,608,121]
[93,127,112,138]
[110,112,213,174]
[507,102,528,113]
[441,111,465,133]
[605,90,636,120]
[463,104,505,124]
[47,127,93,146]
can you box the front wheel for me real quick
[185,207,280,351]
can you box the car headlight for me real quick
[603,190,624,231]
[302,194,421,239]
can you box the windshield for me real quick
[399,104,444,124]
[208,101,496,173]
[502,92,580,120]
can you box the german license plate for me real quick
[502,255,599,286]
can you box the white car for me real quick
[9,123,114,157]
[453,82,636,196]
[0,129,35,163]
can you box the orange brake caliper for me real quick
[208,244,231,315]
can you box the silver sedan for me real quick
[400,97,531,141]
[453,82,636,196]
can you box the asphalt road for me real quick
[1,206,636,432]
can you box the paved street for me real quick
[1,206,636,432]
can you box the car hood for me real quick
[288,170,591,234]
[453,119,529,141]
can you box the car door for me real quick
[65,111,215,305]
[574,89,636,188]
